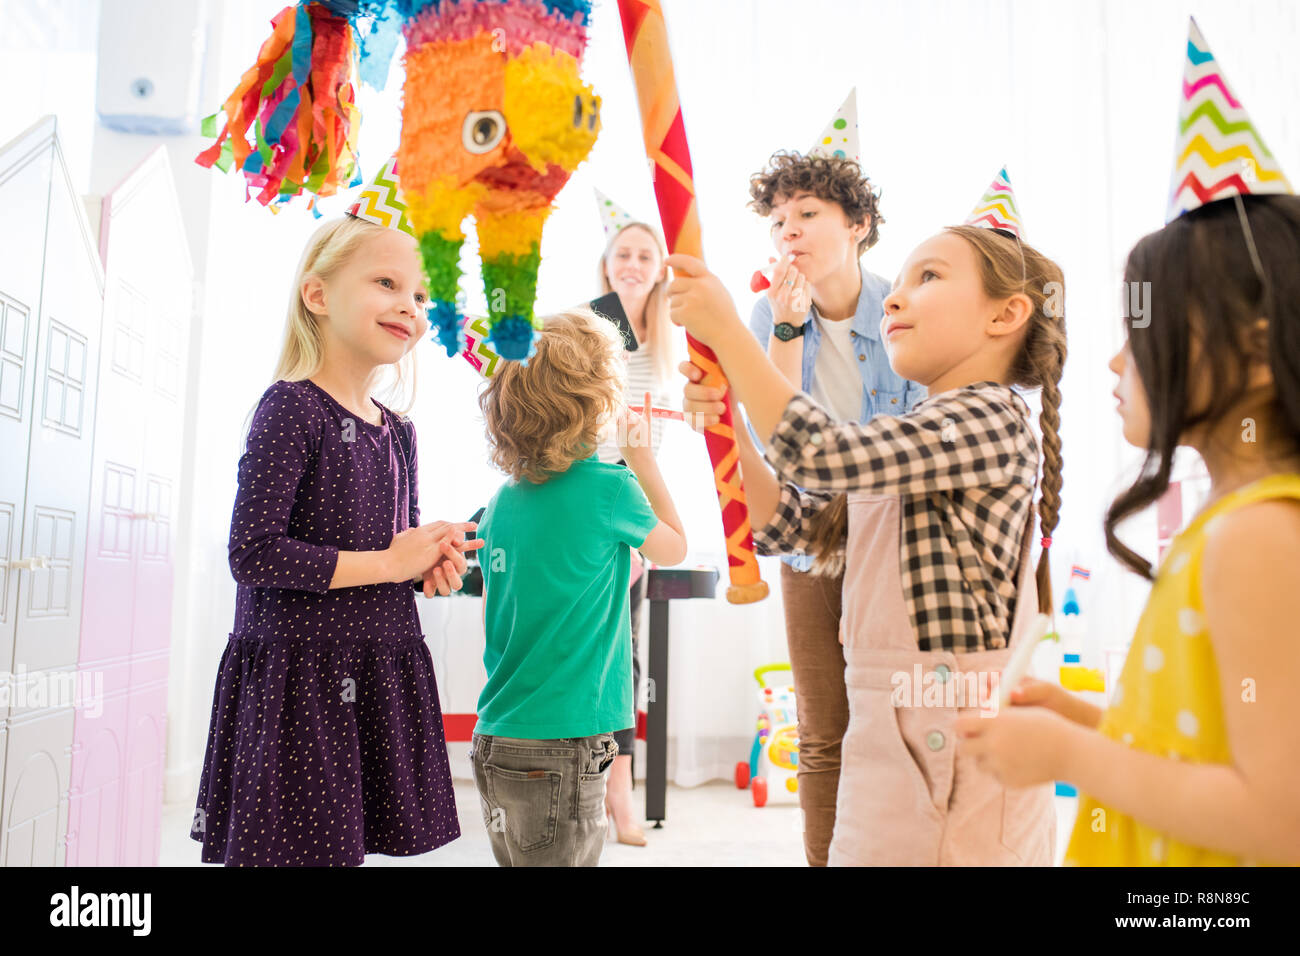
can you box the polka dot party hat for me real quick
[594,187,637,239]
[1166,17,1293,223]
[809,88,859,163]
[346,154,415,238]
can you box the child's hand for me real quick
[665,254,745,351]
[1009,677,1104,729]
[680,361,729,432]
[954,707,1078,788]
[618,391,654,464]
[387,520,481,586]
[765,254,811,330]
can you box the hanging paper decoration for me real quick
[195,2,373,207]
[394,0,599,361]
[204,1,599,367]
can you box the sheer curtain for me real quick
[154,0,1300,788]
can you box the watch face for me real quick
[774,322,799,342]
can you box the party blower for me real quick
[618,0,768,604]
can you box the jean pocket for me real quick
[483,765,563,852]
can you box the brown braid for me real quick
[949,225,1068,617]
[1025,322,1066,615]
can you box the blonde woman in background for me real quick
[595,220,678,846]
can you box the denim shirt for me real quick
[748,262,926,572]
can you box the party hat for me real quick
[594,187,637,239]
[1167,17,1293,222]
[809,89,860,163]
[964,167,1024,239]
[346,155,415,237]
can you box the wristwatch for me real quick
[773,321,807,342]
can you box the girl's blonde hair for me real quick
[271,215,420,414]
[597,222,675,389]
[479,307,626,484]
[808,225,1067,618]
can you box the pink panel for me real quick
[122,686,167,866]
[68,146,190,866]
[66,691,127,866]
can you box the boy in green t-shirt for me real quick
[473,308,686,867]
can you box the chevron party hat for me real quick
[964,167,1024,239]
[809,89,860,163]
[1167,18,1293,222]
[346,155,414,237]
[594,187,637,239]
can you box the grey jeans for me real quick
[471,732,619,866]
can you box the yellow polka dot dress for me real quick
[1065,473,1300,866]
[191,380,460,866]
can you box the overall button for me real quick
[926,731,946,752]
[858,353,866,361]
[933,663,951,683]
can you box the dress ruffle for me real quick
[191,633,461,866]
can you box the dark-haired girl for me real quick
[961,194,1300,866]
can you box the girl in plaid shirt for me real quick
[669,223,1067,865]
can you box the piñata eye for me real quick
[463,111,506,154]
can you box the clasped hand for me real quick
[388,521,485,597]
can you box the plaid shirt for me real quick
[753,382,1039,652]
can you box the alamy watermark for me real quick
[0,666,103,718]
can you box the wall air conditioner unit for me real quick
[95,0,209,135]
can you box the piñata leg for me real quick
[404,177,483,355]
[477,204,548,361]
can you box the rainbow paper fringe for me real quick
[196,2,364,207]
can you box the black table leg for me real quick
[645,597,669,826]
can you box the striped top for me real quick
[598,344,672,463]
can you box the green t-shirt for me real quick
[476,454,660,738]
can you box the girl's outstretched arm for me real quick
[682,361,836,559]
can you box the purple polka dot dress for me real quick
[191,379,460,866]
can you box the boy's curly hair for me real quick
[479,308,626,484]
[748,150,884,256]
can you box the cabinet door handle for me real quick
[128,512,161,521]
[2,556,49,570]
